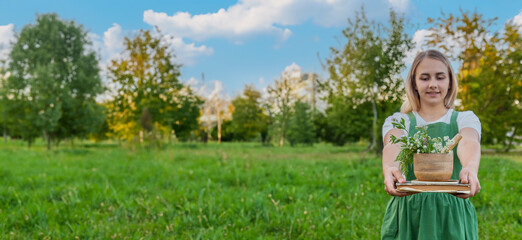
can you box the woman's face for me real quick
[414,58,450,108]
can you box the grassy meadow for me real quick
[0,140,520,239]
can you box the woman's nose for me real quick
[428,78,437,88]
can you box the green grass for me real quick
[0,140,520,239]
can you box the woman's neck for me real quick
[417,105,449,122]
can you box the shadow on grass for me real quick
[53,148,92,155]
[79,143,119,149]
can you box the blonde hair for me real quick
[400,50,458,113]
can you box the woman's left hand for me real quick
[456,167,481,199]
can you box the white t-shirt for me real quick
[382,109,481,142]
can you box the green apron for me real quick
[381,111,478,240]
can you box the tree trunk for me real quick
[370,97,378,152]
[504,126,517,153]
[43,130,51,150]
[279,121,286,147]
[217,114,222,144]
[206,115,212,142]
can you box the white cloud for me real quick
[87,24,125,72]
[185,77,208,97]
[388,0,410,12]
[90,24,212,101]
[209,80,228,100]
[185,77,230,100]
[404,29,432,65]
[283,62,302,79]
[186,77,199,87]
[508,10,522,33]
[104,23,125,58]
[405,29,465,65]
[161,35,213,66]
[0,24,15,62]
[143,0,409,42]
[89,23,212,70]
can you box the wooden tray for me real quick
[396,180,470,194]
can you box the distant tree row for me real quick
[0,14,104,149]
[214,8,521,152]
[425,11,522,151]
[0,9,520,152]
[0,14,202,149]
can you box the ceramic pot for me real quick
[413,153,453,181]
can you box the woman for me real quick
[381,50,481,239]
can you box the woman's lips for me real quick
[427,92,440,97]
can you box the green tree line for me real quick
[0,10,520,151]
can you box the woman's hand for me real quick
[383,166,408,197]
[456,167,481,199]
[455,128,482,199]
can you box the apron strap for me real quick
[407,112,416,135]
[450,109,459,136]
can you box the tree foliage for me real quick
[230,85,267,141]
[286,101,315,146]
[266,70,307,146]
[426,10,522,150]
[6,13,103,149]
[106,29,202,146]
[0,61,10,142]
[324,8,412,149]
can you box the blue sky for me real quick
[0,0,521,99]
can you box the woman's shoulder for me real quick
[455,110,482,137]
[455,110,480,122]
[382,112,410,141]
[385,112,410,122]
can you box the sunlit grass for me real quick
[0,140,520,239]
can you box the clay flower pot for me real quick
[413,153,453,181]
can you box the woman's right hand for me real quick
[383,167,408,197]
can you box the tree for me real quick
[200,80,230,143]
[87,103,110,142]
[266,63,309,146]
[0,61,9,142]
[286,101,315,146]
[6,13,103,149]
[230,85,267,141]
[322,95,373,146]
[426,10,522,150]
[325,8,412,150]
[169,91,202,141]
[106,29,202,146]
[214,98,229,143]
[501,22,522,151]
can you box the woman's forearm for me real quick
[382,143,401,173]
[455,128,482,198]
[456,128,481,173]
[382,129,405,174]
[457,138,481,172]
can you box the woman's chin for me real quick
[421,99,445,107]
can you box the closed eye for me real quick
[436,73,447,80]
